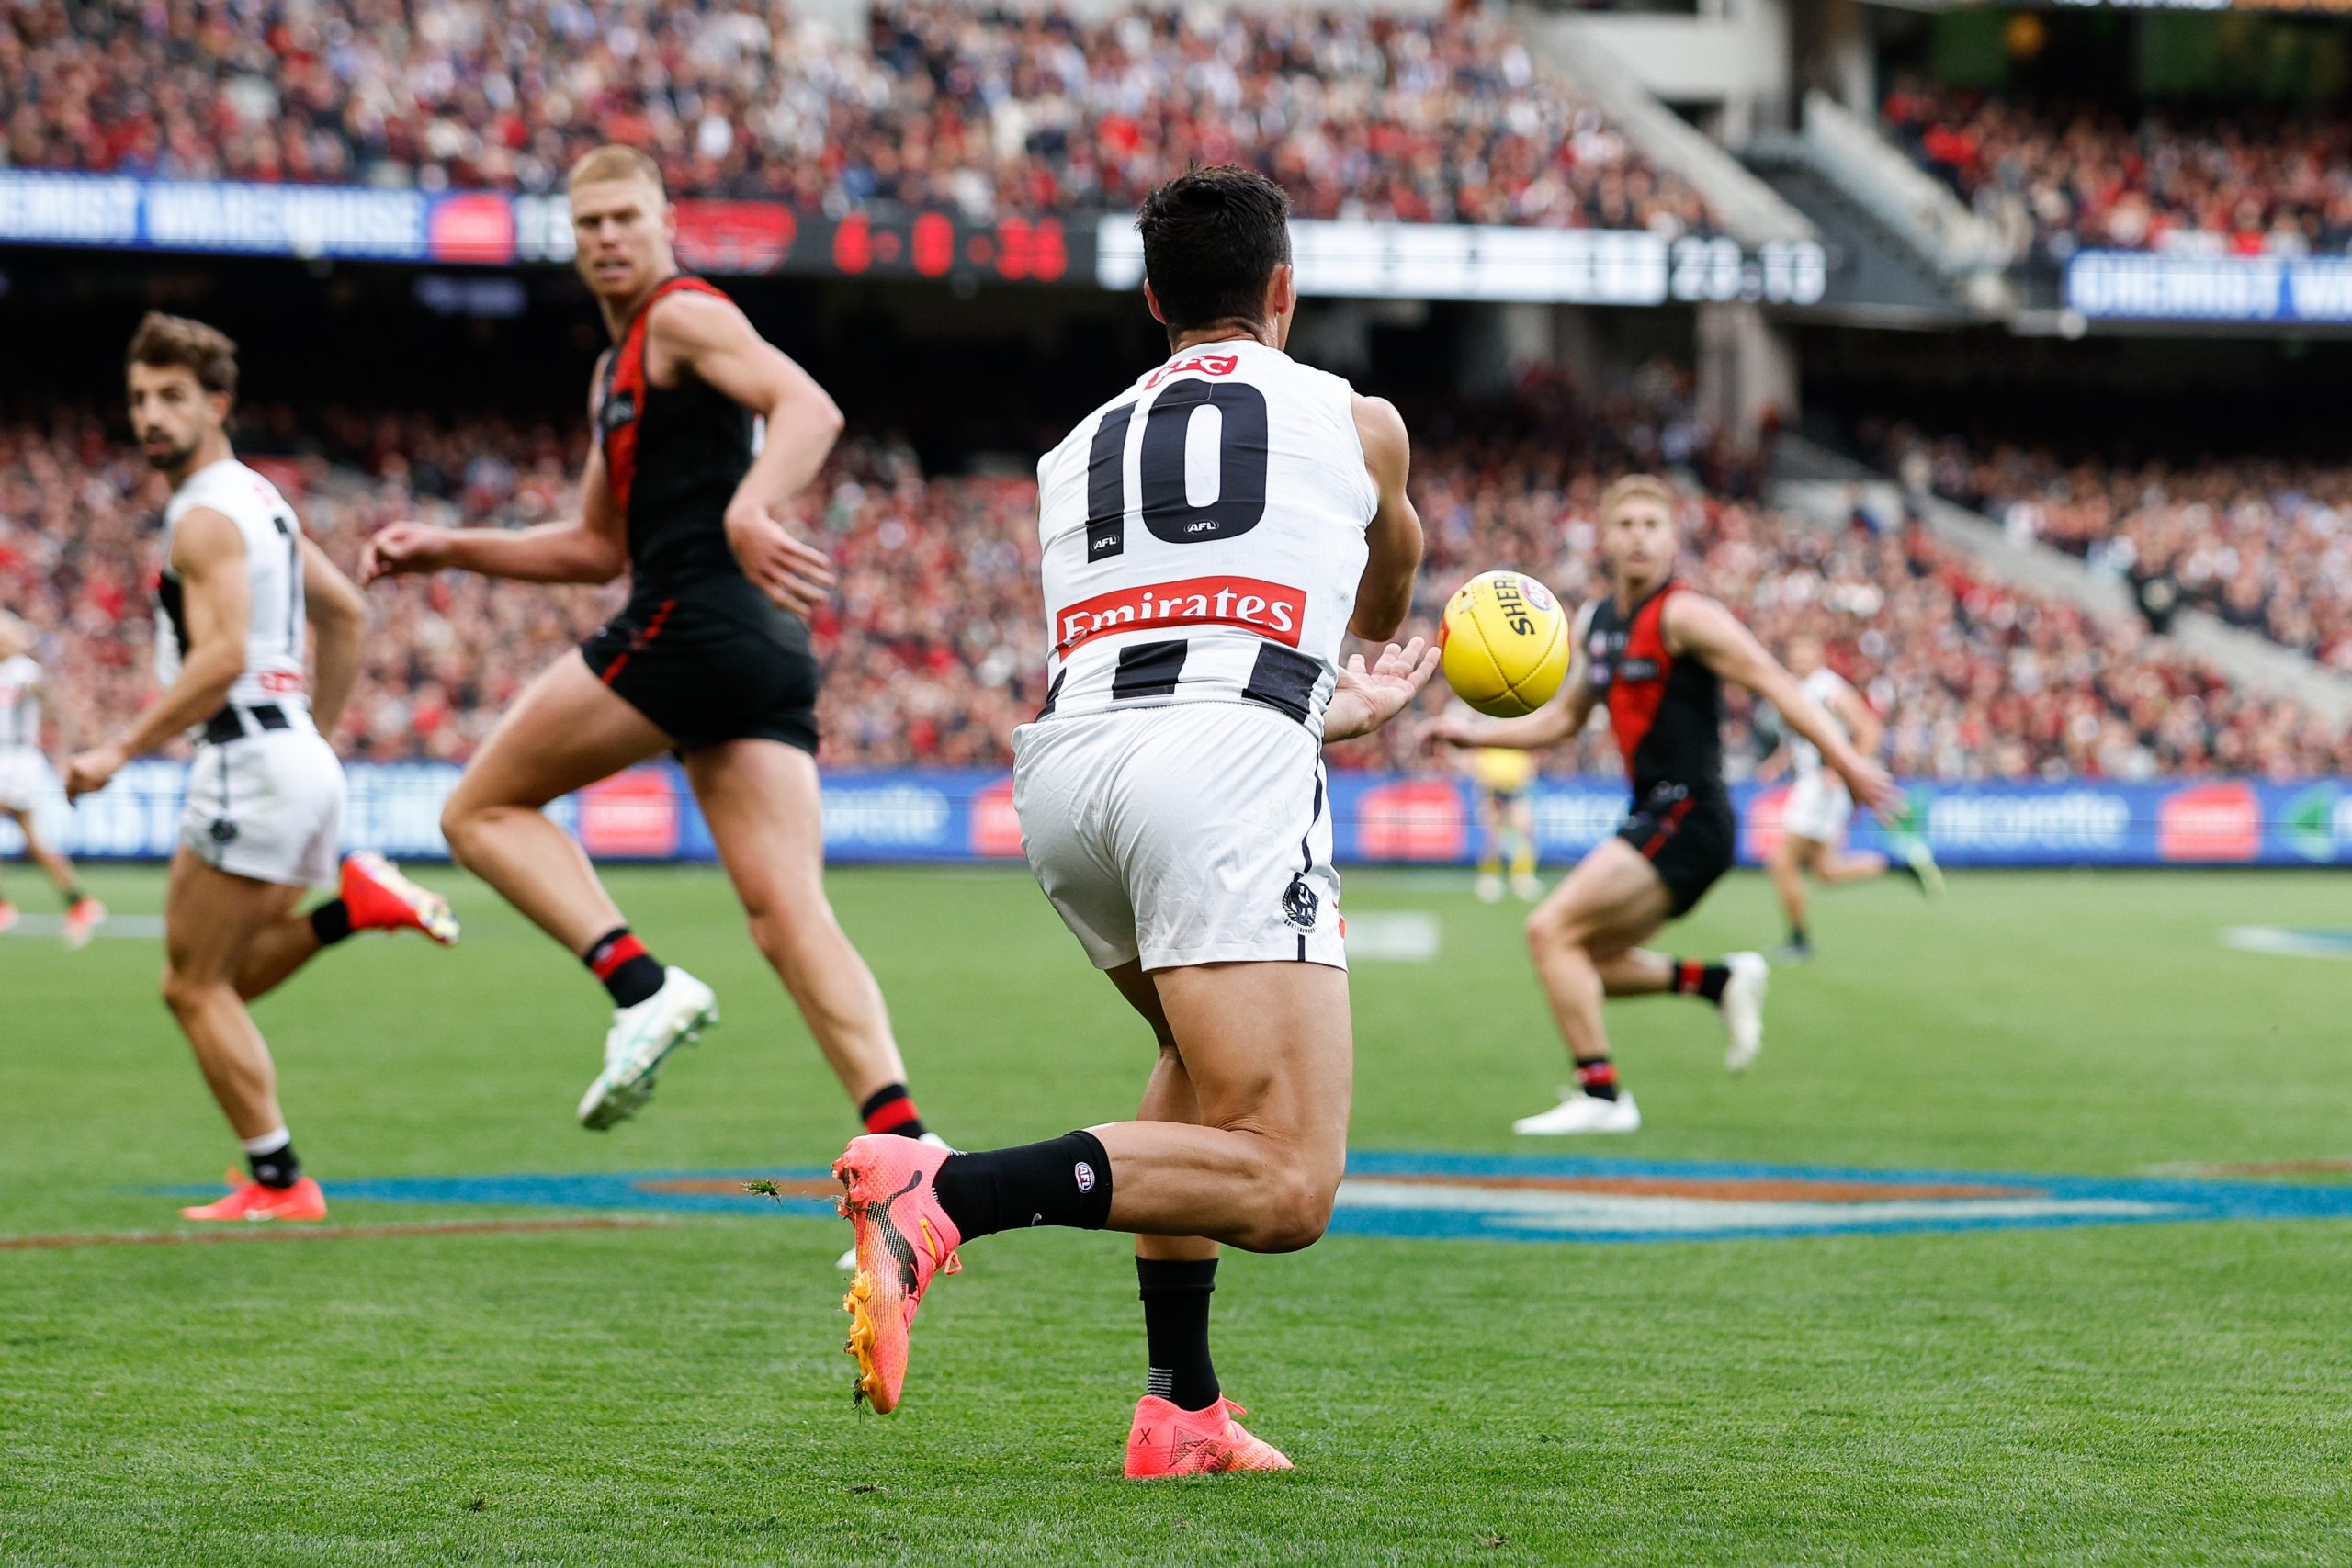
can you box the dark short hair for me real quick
[127,311,239,400]
[1136,166,1293,333]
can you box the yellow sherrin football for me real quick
[1439,570,1570,718]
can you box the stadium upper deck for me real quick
[0,0,1713,231]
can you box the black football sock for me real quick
[1787,924,1809,949]
[1138,1257,1220,1411]
[859,1083,930,1141]
[584,926,664,1009]
[1672,959,1731,1004]
[59,884,86,908]
[308,898,355,947]
[242,1129,301,1190]
[932,1131,1113,1240]
[1576,1056,1621,1102]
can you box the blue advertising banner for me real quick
[2065,250,2352,324]
[5,764,2348,869]
[0,171,519,264]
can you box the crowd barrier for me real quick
[7,762,2349,869]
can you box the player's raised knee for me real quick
[1239,1163,1338,1254]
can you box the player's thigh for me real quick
[680,739,826,913]
[1148,960,1353,1178]
[1106,959,1180,1054]
[164,847,304,980]
[447,651,673,816]
[1531,837,1673,954]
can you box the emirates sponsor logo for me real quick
[1054,575,1306,655]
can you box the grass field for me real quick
[5,862,2350,1566]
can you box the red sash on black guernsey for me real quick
[1588,579,1724,796]
[596,274,729,518]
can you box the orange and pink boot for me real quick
[1124,1395,1294,1478]
[179,1171,329,1223]
[833,1133,962,1413]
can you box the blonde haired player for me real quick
[0,612,106,945]
[66,313,458,1221]
[1760,633,1939,960]
[1431,475,1894,1134]
[364,146,944,1165]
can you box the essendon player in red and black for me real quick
[1434,475,1893,1134]
[363,146,940,1155]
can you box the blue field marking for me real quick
[177,1151,2352,1247]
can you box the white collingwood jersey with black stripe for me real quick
[0,654,40,750]
[1032,340,1376,739]
[156,458,314,733]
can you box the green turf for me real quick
[4,863,2349,1565]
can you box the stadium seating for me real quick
[6,393,2342,779]
[1864,425,2352,675]
[0,0,1713,231]
[1879,80,2352,261]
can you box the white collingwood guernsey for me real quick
[1034,340,1374,736]
[66,312,458,1225]
[1781,662,1858,847]
[157,457,345,886]
[1022,337,1375,970]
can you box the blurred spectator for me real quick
[1865,423,2352,672]
[1882,79,2352,261]
[0,0,1713,231]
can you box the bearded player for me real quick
[1760,632,1940,961]
[66,314,458,1221]
[829,167,1437,1474]
[1431,477,1894,1134]
[0,612,107,945]
[362,146,939,1156]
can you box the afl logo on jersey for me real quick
[599,389,638,433]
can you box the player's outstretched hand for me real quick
[1843,755,1902,819]
[1422,715,1474,750]
[63,742,125,804]
[360,522,453,583]
[725,502,836,618]
[1325,637,1440,743]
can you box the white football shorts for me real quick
[180,728,346,887]
[0,747,56,813]
[1012,702,1344,973]
[1782,772,1853,846]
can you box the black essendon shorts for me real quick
[1617,782,1736,918]
[580,592,820,756]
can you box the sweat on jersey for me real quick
[156,457,315,734]
[1031,339,1375,740]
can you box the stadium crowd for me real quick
[1880,80,2352,260]
[1868,424,2352,674]
[6,384,2344,783]
[2,0,1712,231]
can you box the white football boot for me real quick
[1511,1089,1641,1135]
[1475,872,1505,904]
[577,966,719,1130]
[1719,951,1770,1073]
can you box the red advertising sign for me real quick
[2157,782,2260,862]
[1357,780,1466,862]
[1741,783,1792,863]
[578,768,680,858]
[969,777,1024,859]
[427,192,517,265]
[673,200,797,274]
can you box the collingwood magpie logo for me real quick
[209,818,239,845]
[1282,875,1318,932]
